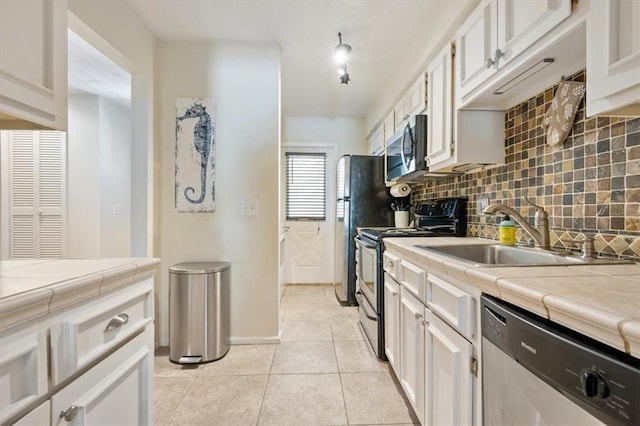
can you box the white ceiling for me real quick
[126,0,476,118]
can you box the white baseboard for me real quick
[229,334,281,345]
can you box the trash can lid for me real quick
[169,262,230,274]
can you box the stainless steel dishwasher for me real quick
[481,294,639,426]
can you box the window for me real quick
[286,152,326,220]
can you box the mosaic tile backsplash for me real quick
[411,71,640,260]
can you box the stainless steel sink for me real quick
[415,244,634,267]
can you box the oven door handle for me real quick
[355,290,377,321]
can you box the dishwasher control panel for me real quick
[482,295,640,426]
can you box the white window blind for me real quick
[286,152,326,220]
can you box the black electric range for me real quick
[355,198,467,360]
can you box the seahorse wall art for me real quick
[175,98,216,212]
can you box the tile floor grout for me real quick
[154,284,418,425]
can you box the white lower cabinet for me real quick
[51,326,154,426]
[425,310,474,426]
[399,287,425,425]
[383,274,401,375]
[384,252,479,425]
[13,401,50,426]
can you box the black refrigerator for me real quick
[334,155,394,305]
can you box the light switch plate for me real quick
[477,197,489,215]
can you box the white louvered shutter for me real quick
[8,131,66,258]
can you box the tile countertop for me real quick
[383,237,640,359]
[0,258,161,332]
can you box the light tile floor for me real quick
[154,284,418,426]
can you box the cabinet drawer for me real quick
[51,285,153,384]
[426,274,474,339]
[51,326,153,426]
[383,252,400,279]
[399,260,426,301]
[0,330,48,424]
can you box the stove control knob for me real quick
[581,370,609,399]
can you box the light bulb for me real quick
[334,45,350,64]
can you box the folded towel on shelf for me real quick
[542,80,585,147]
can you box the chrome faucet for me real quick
[482,196,551,250]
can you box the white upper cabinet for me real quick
[367,125,384,156]
[0,0,68,130]
[394,73,427,133]
[456,0,498,102]
[427,43,455,170]
[427,42,505,173]
[383,111,395,142]
[456,0,572,104]
[586,0,640,117]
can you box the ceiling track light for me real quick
[335,32,351,85]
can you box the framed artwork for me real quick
[175,97,216,212]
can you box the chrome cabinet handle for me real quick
[387,261,394,268]
[60,405,78,422]
[415,312,423,319]
[391,290,398,296]
[485,49,504,69]
[485,57,495,69]
[105,313,130,331]
[421,319,428,326]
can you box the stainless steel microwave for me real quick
[385,115,428,182]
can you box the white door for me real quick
[281,146,335,284]
[2,130,67,258]
[399,287,425,424]
[424,311,474,426]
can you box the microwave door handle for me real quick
[400,122,411,170]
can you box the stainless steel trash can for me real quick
[169,262,231,364]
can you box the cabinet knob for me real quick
[415,312,423,319]
[387,261,394,268]
[60,405,79,422]
[391,290,398,296]
[485,57,495,69]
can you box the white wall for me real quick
[67,95,132,258]
[69,0,155,257]
[67,94,101,257]
[99,98,132,256]
[283,116,366,155]
[156,41,281,345]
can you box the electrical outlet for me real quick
[241,198,258,216]
[477,197,489,215]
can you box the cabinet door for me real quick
[425,312,474,426]
[13,401,50,426]
[383,111,395,142]
[368,125,384,156]
[406,73,427,116]
[0,331,48,424]
[498,0,571,66]
[394,98,407,133]
[427,43,454,170]
[455,0,497,100]
[586,0,640,116]
[0,0,67,130]
[383,275,401,375]
[51,327,154,426]
[399,288,425,424]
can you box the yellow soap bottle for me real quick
[499,215,516,246]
